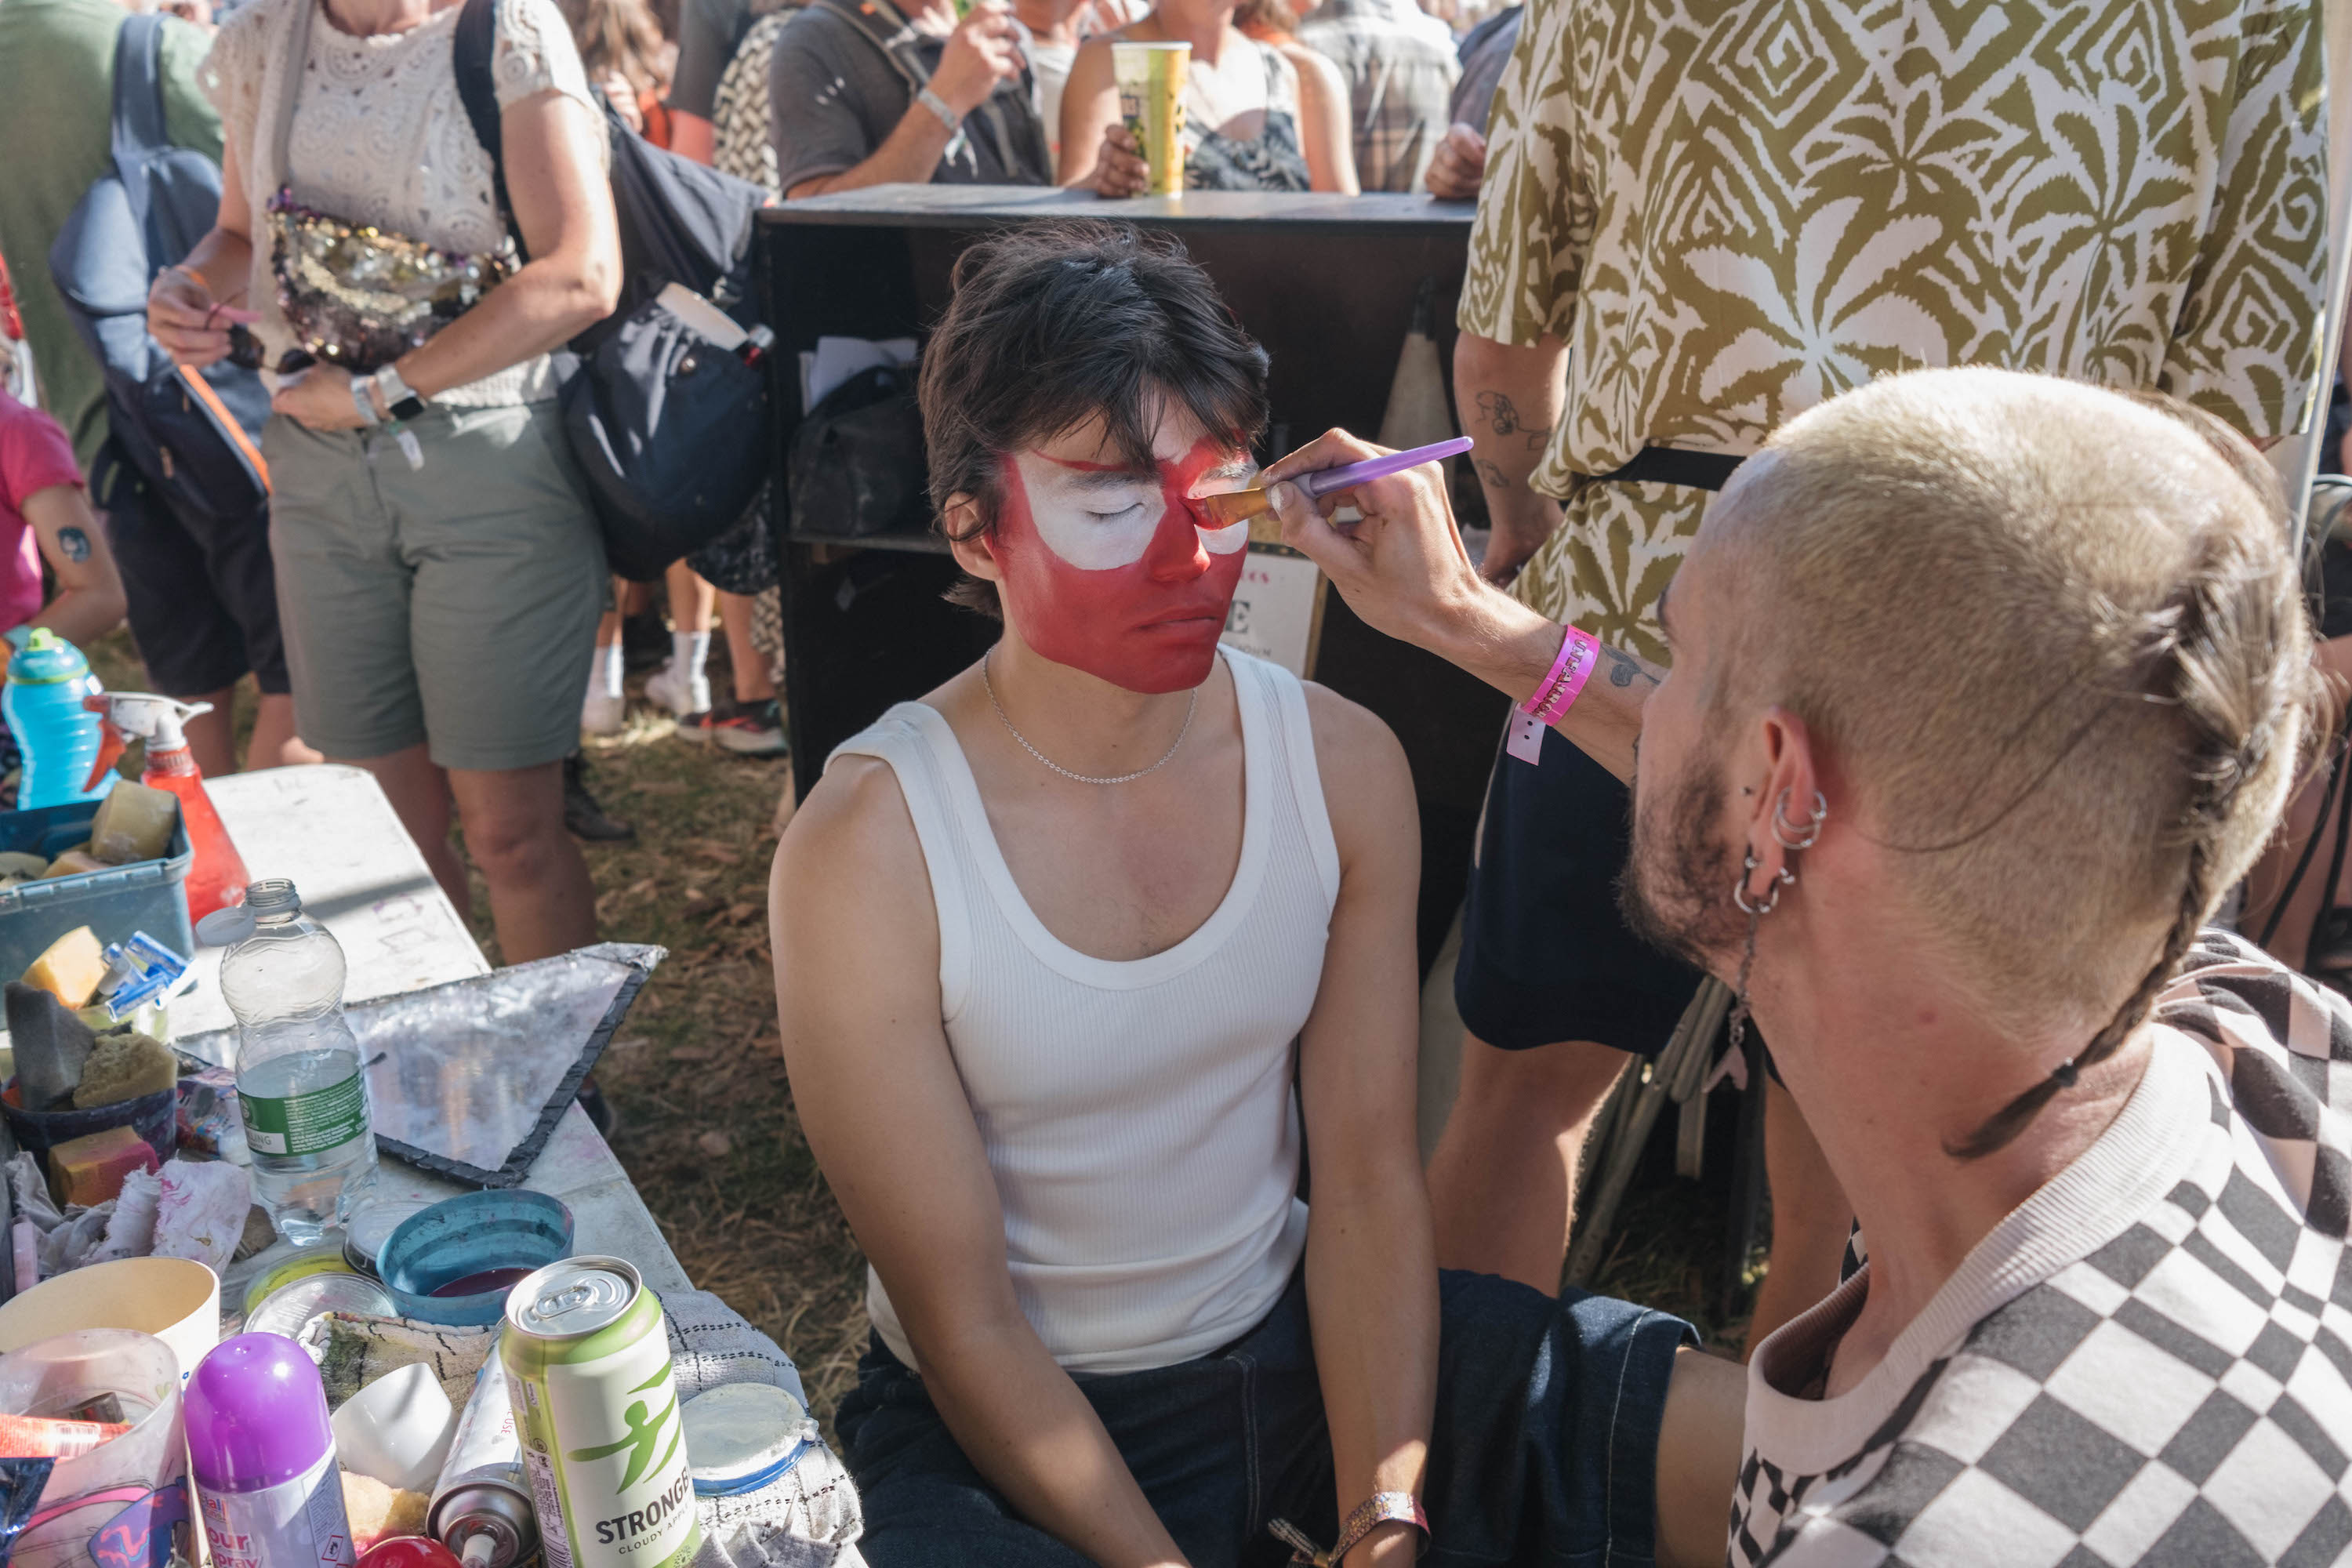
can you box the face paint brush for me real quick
[1197,436,1475,527]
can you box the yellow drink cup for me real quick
[1112,41,1190,195]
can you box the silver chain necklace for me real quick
[982,650,1197,786]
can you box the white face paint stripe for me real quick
[1013,451,1163,571]
[1197,520,1248,554]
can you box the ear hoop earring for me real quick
[1732,848,1791,916]
[1773,789,1828,851]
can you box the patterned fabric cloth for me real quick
[1295,0,1457,192]
[1458,0,2331,659]
[1733,931,2352,1566]
[713,5,797,195]
[1184,40,1310,192]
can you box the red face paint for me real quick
[990,434,1250,694]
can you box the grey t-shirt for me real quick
[766,0,1050,194]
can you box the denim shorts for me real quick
[836,1269,1694,1567]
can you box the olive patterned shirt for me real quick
[1458,0,2331,659]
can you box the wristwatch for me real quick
[371,365,427,423]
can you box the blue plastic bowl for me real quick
[377,1189,574,1326]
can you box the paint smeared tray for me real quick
[178,942,662,1187]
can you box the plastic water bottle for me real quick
[3,630,109,809]
[212,878,379,1242]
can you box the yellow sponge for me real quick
[40,850,107,880]
[89,782,177,866]
[22,927,105,1009]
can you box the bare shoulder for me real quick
[768,753,935,953]
[1301,681,1415,862]
[1279,41,1343,102]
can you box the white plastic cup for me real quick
[329,1361,458,1493]
[0,1257,219,1385]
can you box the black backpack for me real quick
[47,15,271,524]
[453,0,773,581]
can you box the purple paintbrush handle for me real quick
[1296,436,1475,498]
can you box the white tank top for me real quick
[829,651,1338,1374]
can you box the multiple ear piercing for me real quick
[1727,789,1828,1054]
[1734,790,1826,914]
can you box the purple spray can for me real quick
[186,1335,357,1568]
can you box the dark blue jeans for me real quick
[836,1269,1694,1567]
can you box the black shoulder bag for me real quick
[452,0,776,581]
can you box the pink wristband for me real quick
[1522,625,1600,724]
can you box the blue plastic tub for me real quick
[379,1189,576,1326]
[0,797,195,984]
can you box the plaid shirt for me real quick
[1735,931,2352,1566]
[1296,0,1457,193]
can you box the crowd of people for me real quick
[0,0,1501,968]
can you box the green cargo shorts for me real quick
[264,401,606,773]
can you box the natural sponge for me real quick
[50,1125,159,1207]
[72,1032,175,1110]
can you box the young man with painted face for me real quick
[768,223,1744,1568]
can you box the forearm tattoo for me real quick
[1473,390,1552,453]
[1603,646,1656,688]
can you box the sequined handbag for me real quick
[266,189,514,374]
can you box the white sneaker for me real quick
[644,659,712,719]
[582,685,626,736]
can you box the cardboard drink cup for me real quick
[1112,42,1189,195]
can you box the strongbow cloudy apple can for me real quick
[499,1257,699,1568]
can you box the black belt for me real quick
[1587,445,1747,492]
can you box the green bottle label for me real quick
[241,1073,367,1156]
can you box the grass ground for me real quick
[93,630,1751,1426]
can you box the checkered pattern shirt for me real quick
[1295,0,1457,192]
[1733,931,2352,1566]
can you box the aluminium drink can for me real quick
[499,1256,700,1568]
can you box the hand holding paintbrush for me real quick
[1198,436,1474,528]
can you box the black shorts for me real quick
[1454,723,1703,1058]
[103,484,289,698]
